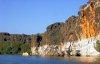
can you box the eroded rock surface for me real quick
[31,0,100,56]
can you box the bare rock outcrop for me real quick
[31,0,100,56]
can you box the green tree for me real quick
[21,43,31,54]
[94,40,100,52]
[0,42,11,54]
[2,46,11,54]
[11,42,22,54]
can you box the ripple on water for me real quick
[0,55,100,64]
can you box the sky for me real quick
[0,0,88,35]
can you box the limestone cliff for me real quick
[31,0,100,56]
[31,0,100,47]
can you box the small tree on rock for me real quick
[94,40,100,52]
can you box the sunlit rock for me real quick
[61,35,100,57]
[31,0,100,57]
[22,52,29,56]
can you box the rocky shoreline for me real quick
[31,35,100,57]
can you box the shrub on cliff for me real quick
[0,42,11,54]
[11,42,22,54]
[96,7,100,14]
[20,43,31,54]
[94,40,100,52]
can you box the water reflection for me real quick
[64,56,100,64]
[44,56,100,64]
[78,57,96,63]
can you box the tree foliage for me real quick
[0,42,11,54]
[21,43,31,53]
[11,42,22,54]
[0,41,31,54]
[94,40,100,52]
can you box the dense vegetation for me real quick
[0,32,43,54]
[0,41,31,54]
[0,33,31,54]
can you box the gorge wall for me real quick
[31,0,100,56]
[1,0,100,56]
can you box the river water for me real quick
[0,55,100,64]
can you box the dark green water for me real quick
[0,55,100,64]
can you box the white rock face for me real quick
[62,35,100,56]
[38,45,48,56]
[31,45,63,56]
[22,52,29,56]
[31,47,38,55]
[31,35,100,56]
